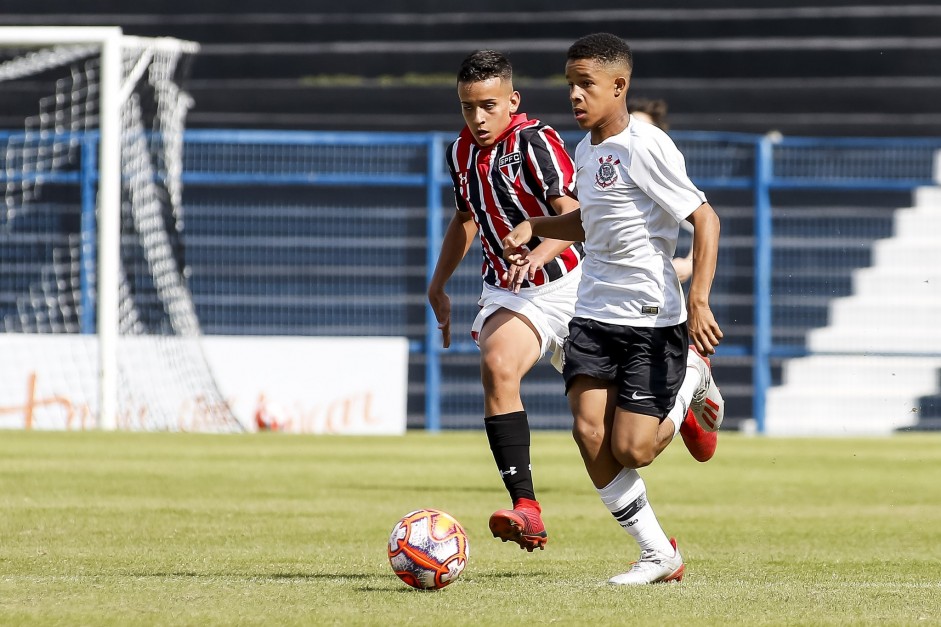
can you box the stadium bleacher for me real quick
[173,153,928,431]
[767,187,941,433]
[2,1,940,136]
[1,3,939,431]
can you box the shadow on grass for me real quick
[354,568,555,593]
[132,570,552,593]
[468,570,555,580]
[357,584,431,593]
[128,572,375,581]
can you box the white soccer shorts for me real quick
[470,266,580,373]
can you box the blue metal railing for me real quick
[753,136,774,430]
[2,129,939,433]
[424,133,447,432]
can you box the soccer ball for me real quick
[387,509,470,590]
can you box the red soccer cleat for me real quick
[687,345,725,432]
[489,500,547,552]
[680,408,718,462]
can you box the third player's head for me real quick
[457,50,520,147]
[565,33,632,137]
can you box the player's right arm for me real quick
[529,208,586,241]
[427,210,476,348]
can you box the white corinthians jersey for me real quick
[573,117,707,327]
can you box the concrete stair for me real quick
[766,186,941,435]
[765,386,936,435]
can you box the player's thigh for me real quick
[609,406,662,468]
[567,375,617,446]
[567,375,623,486]
[566,375,615,426]
[477,307,542,379]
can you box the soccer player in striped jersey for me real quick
[427,50,584,552]
[502,33,725,584]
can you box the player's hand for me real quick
[687,301,723,356]
[503,258,528,294]
[427,288,452,348]
[501,222,536,293]
[501,251,548,294]
[502,221,533,266]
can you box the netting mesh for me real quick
[2,47,98,218]
[0,39,240,431]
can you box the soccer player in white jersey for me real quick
[503,33,724,584]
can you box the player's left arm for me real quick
[685,202,723,355]
[503,194,580,292]
[630,134,723,353]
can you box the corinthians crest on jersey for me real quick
[595,154,621,188]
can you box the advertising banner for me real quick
[204,336,408,435]
[0,335,408,434]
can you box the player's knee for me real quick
[612,440,655,469]
[571,416,603,450]
[480,351,518,392]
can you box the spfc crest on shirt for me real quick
[498,152,522,181]
[595,154,621,188]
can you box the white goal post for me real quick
[0,27,239,431]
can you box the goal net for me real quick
[0,27,241,432]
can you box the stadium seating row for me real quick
[2,2,940,136]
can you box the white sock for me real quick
[666,403,684,438]
[596,468,673,554]
[666,360,702,438]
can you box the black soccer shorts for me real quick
[562,317,688,419]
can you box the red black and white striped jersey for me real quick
[446,113,583,290]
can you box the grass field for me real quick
[2,431,940,625]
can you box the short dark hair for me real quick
[567,33,633,73]
[629,97,669,130]
[457,50,513,85]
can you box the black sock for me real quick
[484,411,535,504]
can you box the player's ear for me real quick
[614,76,629,99]
[509,90,521,113]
